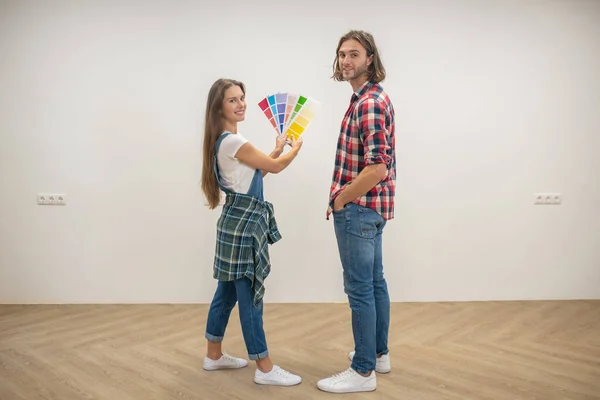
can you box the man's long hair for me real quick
[332,30,386,83]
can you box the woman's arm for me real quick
[261,134,287,177]
[235,136,303,174]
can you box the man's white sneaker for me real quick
[254,365,302,386]
[317,368,376,393]
[203,352,248,371]
[349,351,391,373]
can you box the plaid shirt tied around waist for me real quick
[329,81,396,220]
[213,192,281,307]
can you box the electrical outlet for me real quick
[37,193,67,205]
[534,193,561,205]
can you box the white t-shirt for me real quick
[217,132,256,194]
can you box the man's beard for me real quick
[344,64,369,81]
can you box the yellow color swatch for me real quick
[294,115,310,127]
[289,121,305,135]
[286,130,301,140]
[301,107,315,120]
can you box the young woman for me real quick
[200,78,303,386]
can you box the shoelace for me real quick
[330,368,356,382]
[221,352,240,363]
[273,366,293,377]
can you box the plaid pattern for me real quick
[213,192,281,307]
[329,81,396,220]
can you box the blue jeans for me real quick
[333,203,390,375]
[205,277,269,360]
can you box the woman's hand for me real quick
[290,136,303,152]
[275,133,288,152]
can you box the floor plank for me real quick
[1,301,599,399]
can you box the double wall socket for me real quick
[534,193,561,205]
[37,193,67,205]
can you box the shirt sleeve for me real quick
[357,98,391,166]
[219,133,248,159]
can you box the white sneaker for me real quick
[349,351,391,373]
[254,365,302,386]
[317,368,376,393]
[203,352,248,371]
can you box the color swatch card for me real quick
[257,92,321,140]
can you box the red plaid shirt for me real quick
[329,81,396,220]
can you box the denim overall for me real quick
[213,132,264,201]
[204,131,270,360]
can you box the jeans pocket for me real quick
[357,207,382,239]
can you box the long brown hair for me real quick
[201,78,246,209]
[332,30,386,84]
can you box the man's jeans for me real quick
[205,277,269,360]
[333,202,390,375]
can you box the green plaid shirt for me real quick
[213,192,281,307]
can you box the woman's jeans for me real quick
[205,277,269,360]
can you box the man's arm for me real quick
[333,164,387,209]
[332,98,391,211]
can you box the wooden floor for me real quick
[1,301,599,400]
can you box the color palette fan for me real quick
[257,92,321,140]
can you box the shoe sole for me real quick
[254,379,302,386]
[317,385,376,393]
[203,363,248,371]
[373,365,391,374]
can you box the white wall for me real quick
[1,0,599,304]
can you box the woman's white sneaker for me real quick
[348,351,391,373]
[254,365,302,386]
[317,368,376,393]
[203,352,248,371]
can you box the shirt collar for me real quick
[350,81,374,103]
[355,80,373,97]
